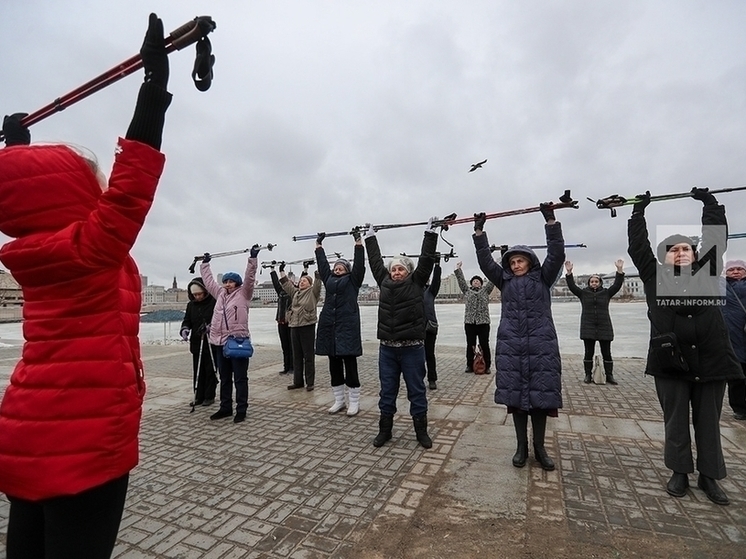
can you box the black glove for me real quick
[2,113,30,146]
[473,212,486,232]
[539,203,555,223]
[250,244,260,258]
[202,252,211,263]
[351,227,362,241]
[691,186,717,206]
[141,13,169,88]
[279,262,286,272]
[316,232,326,244]
[632,191,651,215]
[303,260,314,269]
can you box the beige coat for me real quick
[281,272,322,327]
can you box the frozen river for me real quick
[0,301,652,358]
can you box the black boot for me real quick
[532,413,555,471]
[582,359,593,384]
[413,414,433,449]
[697,474,729,505]
[373,413,394,447]
[512,413,529,468]
[604,360,618,385]
[666,472,689,498]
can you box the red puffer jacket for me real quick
[0,138,164,501]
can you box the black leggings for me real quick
[6,473,129,559]
[583,339,612,362]
[329,355,360,387]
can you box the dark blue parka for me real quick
[723,277,746,363]
[314,244,366,357]
[474,223,565,411]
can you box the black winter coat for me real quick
[180,277,216,355]
[315,244,365,356]
[627,205,743,382]
[270,270,292,324]
[365,231,437,341]
[566,272,624,341]
[423,263,441,331]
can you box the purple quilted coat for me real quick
[473,223,565,411]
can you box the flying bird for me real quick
[469,159,487,172]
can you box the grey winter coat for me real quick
[566,272,624,341]
[474,223,565,411]
[315,244,365,357]
[454,267,495,324]
[627,205,743,382]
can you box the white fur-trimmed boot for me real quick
[328,385,346,414]
[346,387,360,416]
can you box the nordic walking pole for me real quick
[0,15,217,140]
[293,190,577,241]
[440,191,579,229]
[190,331,205,414]
[188,243,276,273]
[489,243,587,253]
[590,185,746,218]
[381,249,459,262]
[292,213,459,242]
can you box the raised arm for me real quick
[540,222,565,287]
[607,260,625,297]
[351,242,366,288]
[454,263,469,293]
[564,262,583,298]
[364,233,388,286]
[315,245,331,283]
[429,260,442,297]
[200,260,221,299]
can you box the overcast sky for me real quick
[2,1,746,287]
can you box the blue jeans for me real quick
[378,344,428,417]
[214,345,250,415]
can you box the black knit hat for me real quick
[657,234,696,263]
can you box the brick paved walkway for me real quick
[0,342,744,558]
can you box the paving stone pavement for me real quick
[0,342,745,558]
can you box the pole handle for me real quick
[1,16,217,140]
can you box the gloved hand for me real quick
[303,260,314,269]
[202,252,211,263]
[473,212,486,232]
[250,244,260,258]
[539,203,556,223]
[2,113,30,146]
[180,328,190,341]
[316,232,326,244]
[363,223,376,239]
[140,13,169,88]
[426,216,439,234]
[691,186,717,206]
[351,227,362,241]
[279,262,286,272]
[632,191,651,215]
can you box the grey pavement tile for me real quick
[1,344,745,557]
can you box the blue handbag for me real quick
[222,308,253,358]
[223,335,253,358]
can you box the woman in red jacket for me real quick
[0,14,171,559]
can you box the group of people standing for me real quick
[1,12,746,559]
